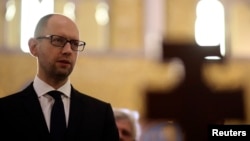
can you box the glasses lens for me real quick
[71,40,85,51]
[50,35,85,51]
[51,35,66,47]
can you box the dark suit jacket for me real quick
[0,82,119,141]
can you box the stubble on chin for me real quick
[49,65,72,81]
[54,68,72,80]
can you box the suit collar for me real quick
[33,76,71,98]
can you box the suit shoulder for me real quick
[0,91,27,106]
[0,91,24,100]
[1,82,33,102]
[73,89,110,105]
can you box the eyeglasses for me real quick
[36,35,86,52]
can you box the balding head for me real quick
[34,14,79,39]
[34,14,53,37]
[28,13,81,88]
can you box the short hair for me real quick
[34,14,54,37]
[113,108,141,141]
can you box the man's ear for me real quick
[28,38,38,57]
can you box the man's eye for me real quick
[54,38,65,43]
[71,41,79,46]
[121,130,132,137]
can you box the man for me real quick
[114,108,141,141]
[0,13,119,141]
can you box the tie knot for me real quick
[48,91,63,100]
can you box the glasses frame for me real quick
[36,35,86,52]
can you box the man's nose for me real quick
[118,130,124,141]
[62,42,73,53]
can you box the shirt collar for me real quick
[33,75,71,98]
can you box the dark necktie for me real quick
[48,91,66,141]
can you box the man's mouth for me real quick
[57,60,71,66]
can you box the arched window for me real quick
[195,0,225,59]
[21,0,54,53]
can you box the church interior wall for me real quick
[0,0,250,124]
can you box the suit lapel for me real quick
[66,87,88,137]
[67,88,84,128]
[21,83,50,138]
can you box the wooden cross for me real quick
[145,41,245,141]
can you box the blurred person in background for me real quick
[114,108,141,141]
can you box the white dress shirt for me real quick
[33,76,71,131]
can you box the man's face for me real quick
[34,15,79,81]
[116,119,134,141]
